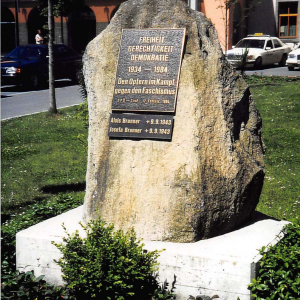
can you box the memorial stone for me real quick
[83,0,265,242]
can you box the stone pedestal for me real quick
[16,206,288,300]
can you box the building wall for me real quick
[248,0,300,44]
[248,0,277,37]
[89,4,118,36]
[276,0,300,43]
[203,0,246,51]
[2,0,247,54]
[54,17,68,44]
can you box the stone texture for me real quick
[82,0,265,242]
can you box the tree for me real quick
[217,0,262,51]
[225,0,237,52]
[216,0,237,52]
[37,0,82,115]
[38,0,84,18]
[48,0,57,114]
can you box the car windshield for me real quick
[5,46,47,59]
[26,47,47,59]
[235,39,266,49]
[5,46,26,59]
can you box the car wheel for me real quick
[288,66,295,71]
[279,54,287,67]
[254,57,262,70]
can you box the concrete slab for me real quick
[16,206,86,286]
[16,206,288,300]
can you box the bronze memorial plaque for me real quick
[108,113,174,140]
[111,28,186,112]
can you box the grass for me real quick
[1,78,299,223]
[246,78,300,222]
[1,107,87,220]
[1,76,299,299]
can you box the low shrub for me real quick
[152,276,177,300]
[53,218,161,300]
[244,74,300,86]
[249,222,300,299]
[1,195,83,276]
[1,270,72,300]
[1,271,176,300]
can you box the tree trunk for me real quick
[14,0,19,46]
[48,0,58,114]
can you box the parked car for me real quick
[286,48,300,71]
[225,35,292,69]
[1,44,82,88]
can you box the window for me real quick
[272,38,284,48]
[279,2,298,38]
[26,47,47,59]
[6,46,26,59]
[266,40,273,48]
[236,39,265,49]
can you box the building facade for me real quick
[1,0,122,54]
[248,0,300,44]
[2,0,298,55]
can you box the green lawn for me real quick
[1,78,300,299]
[248,79,300,222]
[1,107,87,219]
[1,79,299,223]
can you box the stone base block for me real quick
[16,206,86,286]
[16,207,288,299]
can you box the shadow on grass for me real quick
[40,182,86,194]
[1,196,48,223]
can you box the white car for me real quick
[286,48,300,71]
[226,35,292,69]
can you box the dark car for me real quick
[1,44,82,89]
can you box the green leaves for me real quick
[249,222,300,300]
[245,75,300,86]
[53,218,162,300]
[1,194,83,279]
[1,270,70,300]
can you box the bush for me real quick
[1,195,83,277]
[244,74,300,86]
[249,222,300,299]
[152,276,177,300]
[1,270,72,300]
[53,218,161,300]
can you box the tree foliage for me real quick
[37,0,85,17]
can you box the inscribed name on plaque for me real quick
[112,28,185,113]
[108,113,174,140]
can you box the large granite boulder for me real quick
[82,0,265,242]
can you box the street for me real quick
[1,66,299,121]
[1,80,84,120]
[245,65,300,76]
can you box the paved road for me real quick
[245,65,300,76]
[1,80,84,120]
[1,66,299,121]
